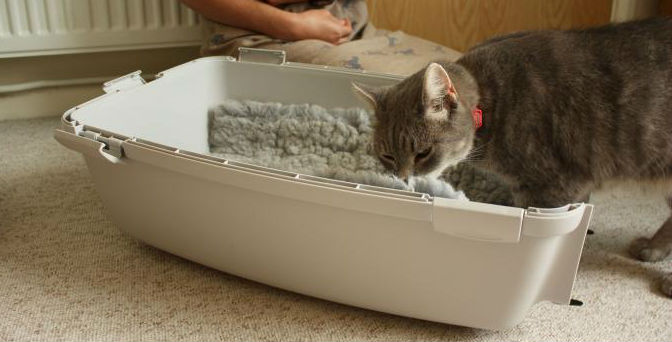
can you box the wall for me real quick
[0,46,199,121]
[367,0,614,52]
[661,0,672,15]
[0,0,201,58]
[0,0,202,120]
[1,0,661,121]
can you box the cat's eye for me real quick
[431,98,443,112]
[415,147,433,162]
[380,154,395,163]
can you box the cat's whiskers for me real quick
[462,140,490,164]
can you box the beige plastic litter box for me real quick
[54,49,593,330]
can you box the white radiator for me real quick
[0,0,202,57]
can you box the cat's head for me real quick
[353,62,479,180]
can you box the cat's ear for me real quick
[352,82,379,109]
[423,62,458,120]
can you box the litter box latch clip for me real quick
[103,70,146,94]
[79,130,125,159]
[238,47,286,65]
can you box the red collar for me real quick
[472,106,483,129]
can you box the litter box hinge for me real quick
[79,130,125,158]
[237,47,286,65]
[103,70,145,93]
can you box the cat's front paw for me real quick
[662,273,672,297]
[629,237,670,262]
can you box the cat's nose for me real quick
[397,169,411,183]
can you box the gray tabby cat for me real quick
[352,17,672,296]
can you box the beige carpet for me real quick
[1,117,670,341]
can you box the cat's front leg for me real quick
[629,196,672,297]
[662,274,672,297]
[630,196,672,263]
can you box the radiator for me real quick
[0,0,202,57]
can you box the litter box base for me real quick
[54,52,593,330]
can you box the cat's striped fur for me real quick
[353,17,672,296]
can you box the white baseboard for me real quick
[0,85,103,121]
[0,46,199,121]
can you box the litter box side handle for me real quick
[521,203,589,237]
[432,198,524,242]
[432,199,590,242]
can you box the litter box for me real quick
[54,48,593,330]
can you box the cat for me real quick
[352,17,672,296]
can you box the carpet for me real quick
[1,117,670,341]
